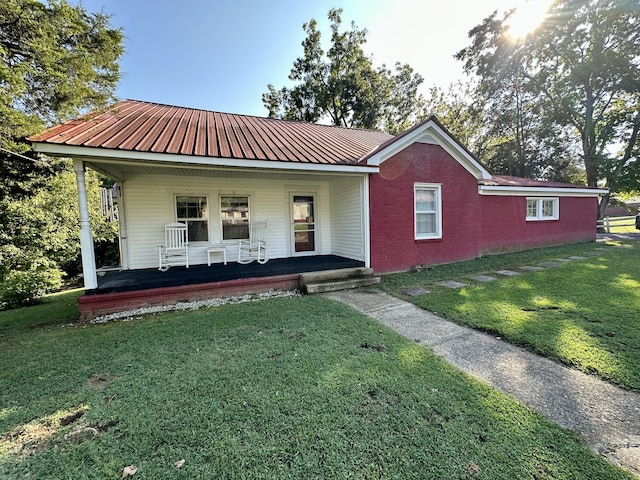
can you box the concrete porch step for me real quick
[300,267,380,294]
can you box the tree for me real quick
[456,0,640,215]
[0,0,123,305]
[421,81,485,153]
[1,0,123,195]
[263,8,425,134]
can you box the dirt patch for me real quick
[87,373,117,390]
[64,418,119,446]
[59,409,85,426]
[360,342,387,353]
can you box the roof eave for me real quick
[362,117,492,180]
[31,142,379,174]
[478,184,608,197]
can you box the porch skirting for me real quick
[78,273,300,322]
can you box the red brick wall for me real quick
[480,195,598,254]
[369,143,482,273]
[368,143,599,273]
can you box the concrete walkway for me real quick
[324,288,640,477]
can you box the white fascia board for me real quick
[31,143,379,174]
[365,120,492,180]
[478,184,608,197]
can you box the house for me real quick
[29,100,606,319]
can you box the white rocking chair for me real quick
[158,222,189,271]
[238,221,268,264]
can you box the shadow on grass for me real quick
[0,296,633,479]
[0,289,82,333]
[394,243,640,391]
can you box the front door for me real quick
[291,194,316,255]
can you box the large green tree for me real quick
[263,8,425,134]
[1,0,123,195]
[0,0,123,305]
[456,0,640,215]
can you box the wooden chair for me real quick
[158,222,189,271]
[238,221,268,264]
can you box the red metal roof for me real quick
[29,99,393,165]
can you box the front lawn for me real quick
[382,241,640,391]
[0,292,632,478]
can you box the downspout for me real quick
[72,159,98,289]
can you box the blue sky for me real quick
[74,0,523,117]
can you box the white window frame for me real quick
[526,197,559,221]
[219,194,251,241]
[414,183,442,240]
[175,195,209,243]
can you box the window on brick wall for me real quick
[526,197,559,221]
[414,183,442,239]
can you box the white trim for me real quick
[365,119,492,180]
[414,183,442,240]
[478,185,607,197]
[363,175,371,269]
[31,143,379,174]
[526,197,559,221]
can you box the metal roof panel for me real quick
[29,99,395,165]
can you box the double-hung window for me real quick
[526,197,559,221]
[176,196,209,242]
[414,183,442,239]
[220,195,250,240]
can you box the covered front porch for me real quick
[93,255,364,294]
[79,255,366,321]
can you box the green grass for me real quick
[381,241,640,391]
[0,292,632,478]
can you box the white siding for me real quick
[330,176,366,261]
[121,174,337,269]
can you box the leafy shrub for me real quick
[0,258,63,307]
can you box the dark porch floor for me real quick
[91,255,365,295]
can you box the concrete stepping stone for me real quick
[404,288,429,296]
[554,258,572,262]
[439,280,468,289]
[495,270,519,276]
[538,261,561,268]
[568,255,587,260]
[468,274,497,282]
[519,266,544,271]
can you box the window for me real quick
[176,196,209,242]
[415,184,442,239]
[220,195,249,240]
[526,197,559,221]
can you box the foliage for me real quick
[263,8,425,134]
[0,0,123,302]
[422,80,486,154]
[0,295,631,479]
[0,257,62,307]
[0,160,119,304]
[382,241,640,391]
[456,0,640,213]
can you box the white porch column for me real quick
[72,159,98,289]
